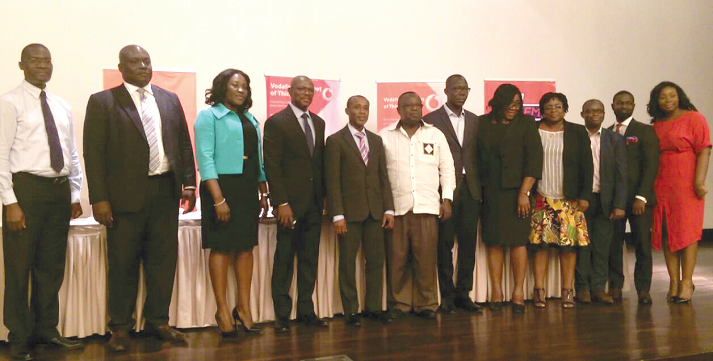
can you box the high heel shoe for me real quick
[533,288,546,308]
[676,285,695,304]
[233,308,261,333]
[215,314,237,337]
[561,289,575,309]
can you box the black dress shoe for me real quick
[416,309,437,319]
[489,302,503,311]
[35,335,84,349]
[345,313,361,327]
[144,324,186,342]
[298,314,328,327]
[455,298,483,313]
[637,290,653,305]
[439,303,456,314]
[389,309,406,321]
[232,308,261,333]
[274,318,289,333]
[107,331,130,352]
[10,343,32,360]
[512,303,526,314]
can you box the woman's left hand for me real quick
[517,193,530,218]
[695,183,708,199]
[259,197,270,220]
[577,199,589,213]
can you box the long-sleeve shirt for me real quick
[379,120,455,216]
[0,81,82,204]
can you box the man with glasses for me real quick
[264,75,328,331]
[423,75,482,313]
[575,99,627,304]
[380,92,455,320]
[0,43,84,360]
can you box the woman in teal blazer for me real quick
[195,69,268,336]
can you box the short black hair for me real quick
[613,90,634,102]
[205,68,253,111]
[646,81,696,122]
[445,74,466,88]
[486,83,523,120]
[397,91,420,108]
[20,43,49,60]
[539,92,569,113]
[347,95,368,107]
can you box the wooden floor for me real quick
[3,243,713,361]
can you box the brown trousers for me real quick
[387,212,439,312]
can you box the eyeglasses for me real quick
[294,87,315,94]
[508,102,523,110]
[544,104,564,111]
[450,86,470,94]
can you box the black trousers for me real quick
[576,193,614,293]
[338,217,385,315]
[2,173,71,344]
[609,204,653,292]
[271,199,322,319]
[106,174,179,332]
[437,182,481,303]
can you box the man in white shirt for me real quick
[575,99,627,305]
[0,43,84,360]
[379,92,456,320]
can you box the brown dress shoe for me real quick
[638,290,653,304]
[593,291,614,304]
[108,331,129,352]
[577,290,591,303]
[146,324,186,342]
[608,287,622,301]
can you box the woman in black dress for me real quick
[195,69,269,336]
[478,84,542,312]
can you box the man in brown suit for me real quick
[326,95,394,326]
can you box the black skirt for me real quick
[200,158,259,252]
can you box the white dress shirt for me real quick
[289,102,316,142]
[0,81,83,204]
[333,124,394,222]
[379,121,455,216]
[444,104,465,146]
[614,116,633,136]
[124,83,171,175]
[588,127,602,193]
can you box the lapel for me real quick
[438,106,460,148]
[462,111,476,149]
[365,130,379,171]
[284,106,312,157]
[340,126,366,168]
[599,129,609,172]
[624,119,638,137]
[152,85,170,143]
[499,115,520,147]
[115,85,146,142]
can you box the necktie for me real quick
[40,91,64,173]
[139,89,161,173]
[355,131,369,166]
[615,123,623,135]
[301,113,314,156]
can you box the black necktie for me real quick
[302,113,314,156]
[40,91,64,173]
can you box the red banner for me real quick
[376,81,445,132]
[484,80,556,119]
[265,75,343,136]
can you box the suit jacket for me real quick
[83,84,196,213]
[477,114,543,189]
[423,105,481,200]
[263,106,325,218]
[597,128,628,215]
[325,126,394,222]
[535,120,594,201]
[608,119,659,206]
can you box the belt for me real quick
[149,171,174,179]
[13,172,67,185]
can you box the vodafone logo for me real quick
[322,87,333,101]
[425,94,441,111]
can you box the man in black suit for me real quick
[607,91,659,304]
[575,99,627,304]
[83,45,196,352]
[423,74,482,313]
[264,75,328,331]
[325,95,394,326]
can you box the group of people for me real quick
[0,43,710,360]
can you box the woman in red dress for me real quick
[648,81,711,303]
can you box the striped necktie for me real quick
[355,131,369,166]
[139,88,161,173]
[40,90,64,172]
[615,123,623,135]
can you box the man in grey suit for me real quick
[423,75,481,313]
[325,95,394,326]
[575,99,627,304]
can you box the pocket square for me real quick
[626,136,639,145]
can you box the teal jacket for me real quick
[194,103,266,182]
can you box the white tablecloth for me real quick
[0,216,628,340]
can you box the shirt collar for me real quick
[347,123,366,136]
[289,102,309,120]
[389,119,428,131]
[22,80,43,99]
[209,103,233,119]
[124,82,153,97]
[618,116,633,127]
[588,126,603,137]
[444,104,464,118]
